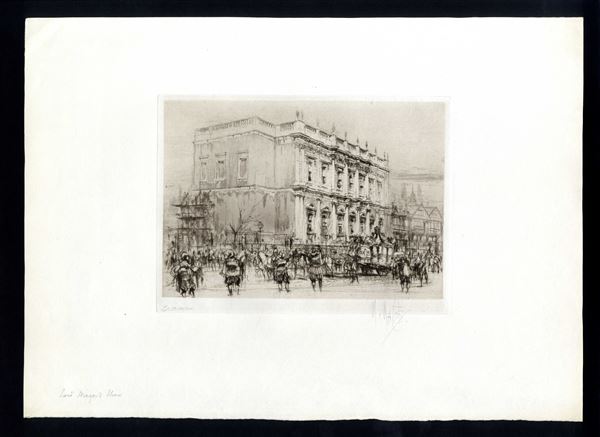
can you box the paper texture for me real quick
[24,18,582,420]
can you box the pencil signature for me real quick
[160,304,193,312]
[59,388,123,402]
[373,300,407,344]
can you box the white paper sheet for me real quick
[24,17,582,420]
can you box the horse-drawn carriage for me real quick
[352,244,393,277]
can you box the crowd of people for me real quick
[165,240,442,297]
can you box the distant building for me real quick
[390,203,409,249]
[390,183,443,255]
[176,114,392,248]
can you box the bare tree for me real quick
[229,203,259,246]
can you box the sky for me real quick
[163,99,445,208]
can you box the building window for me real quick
[321,163,328,185]
[348,171,355,192]
[337,216,344,236]
[237,154,248,179]
[307,159,314,183]
[359,174,365,195]
[216,158,226,181]
[368,178,374,198]
[349,213,356,235]
[199,158,208,181]
[321,211,329,237]
[377,181,382,200]
[336,168,344,190]
[379,217,384,229]
[307,211,314,234]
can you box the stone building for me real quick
[188,114,391,246]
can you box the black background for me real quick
[1,1,597,436]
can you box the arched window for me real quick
[336,167,344,190]
[320,207,330,237]
[336,208,345,236]
[306,204,316,235]
[349,212,356,235]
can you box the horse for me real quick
[290,250,308,279]
[255,251,273,280]
[411,261,429,287]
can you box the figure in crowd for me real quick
[190,250,204,289]
[175,253,196,297]
[221,250,242,296]
[272,248,291,292]
[307,245,324,292]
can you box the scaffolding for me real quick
[172,191,214,252]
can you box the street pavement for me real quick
[163,267,443,299]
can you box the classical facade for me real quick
[188,114,391,246]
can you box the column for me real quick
[343,165,349,195]
[330,161,336,192]
[294,146,300,184]
[365,210,371,235]
[344,206,349,240]
[315,199,322,243]
[299,148,305,183]
[294,194,303,242]
[331,203,337,238]
[354,171,359,197]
